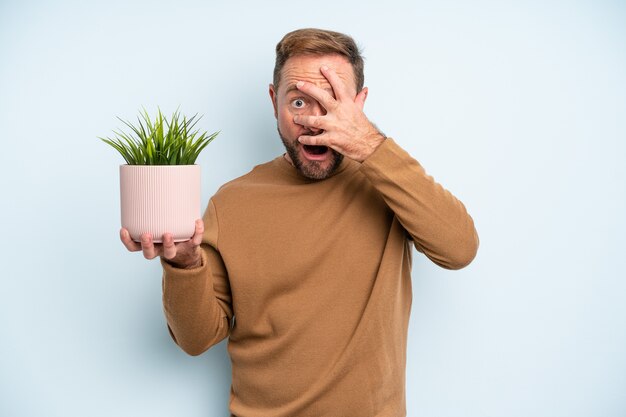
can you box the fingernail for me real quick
[296,81,304,88]
[321,65,329,71]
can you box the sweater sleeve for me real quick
[160,198,233,355]
[360,138,479,270]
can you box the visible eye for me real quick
[291,98,306,109]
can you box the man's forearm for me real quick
[360,138,479,269]
[161,245,232,355]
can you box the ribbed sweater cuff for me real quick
[360,137,420,177]
[160,248,209,283]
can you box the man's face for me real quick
[269,54,358,180]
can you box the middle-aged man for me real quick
[121,28,479,417]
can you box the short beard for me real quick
[277,126,344,180]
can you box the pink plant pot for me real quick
[120,165,201,243]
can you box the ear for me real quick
[269,84,278,119]
[355,87,368,111]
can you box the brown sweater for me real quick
[160,138,479,417]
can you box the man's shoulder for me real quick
[212,156,282,203]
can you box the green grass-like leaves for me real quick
[99,108,219,165]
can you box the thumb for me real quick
[191,218,204,246]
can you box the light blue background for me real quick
[1,1,624,416]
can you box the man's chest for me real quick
[215,178,392,302]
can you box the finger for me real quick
[295,81,337,111]
[191,219,204,246]
[320,65,350,101]
[141,232,158,260]
[293,115,327,131]
[120,228,141,252]
[298,133,331,147]
[355,87,368,110]
[161,233,177,260]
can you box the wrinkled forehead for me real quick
[279,54,357,95]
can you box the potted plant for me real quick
[99,108,219,243]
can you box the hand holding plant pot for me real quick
[120,218,205,269]
[100,108,219,249]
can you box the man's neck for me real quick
[283,153,294,166]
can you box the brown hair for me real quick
[273,28,364,92]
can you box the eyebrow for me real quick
[284,84,334,95]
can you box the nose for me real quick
[308,101,326,117]
[305,102,326,134]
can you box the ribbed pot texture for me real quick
[120,165,201,243]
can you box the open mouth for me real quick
[303,144,328,155]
